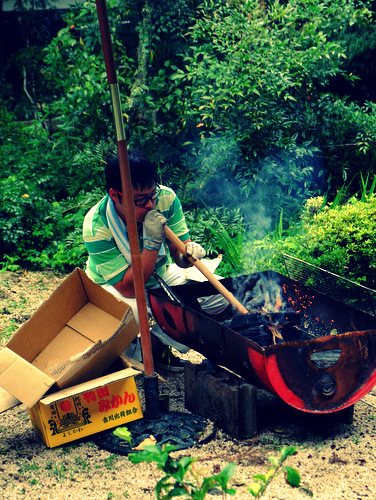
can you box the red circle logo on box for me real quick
[60,400,72,412]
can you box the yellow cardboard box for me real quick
[0,268,140,411]
[29,367,143,448]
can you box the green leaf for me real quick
[112,426,132,444]
[248,483,263,497]
[211,463,236,494]
[129,444,178,466]
[269,456,279,467]
[284,466,301,487]
[252,474,267,482]
[280,446,296,461]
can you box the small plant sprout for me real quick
[128,444,236,499]
[248,446,300,498]
[113,426,132,446]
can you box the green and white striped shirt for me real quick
[83,186,190,287]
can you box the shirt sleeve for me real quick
[156,186,190,241]
[83,200,130,285]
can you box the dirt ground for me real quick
[1,270,376,500]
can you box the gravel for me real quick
[1,271,376,499]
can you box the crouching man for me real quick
[83,150,228,371]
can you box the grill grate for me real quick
[282,254,376,316]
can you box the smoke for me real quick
[190,135,273,235]
[234,273,286,313]
[190,134,326,239]
[194,169,272,234]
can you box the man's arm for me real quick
[112,247,160,297]
[113,210,167,297]
[114,235,193,298]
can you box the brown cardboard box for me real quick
[28,365,143,448]
[0,268,140,411]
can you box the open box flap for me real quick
[46,340,104,386]
[31,326,96,373]
[39,367,141,405]
[0,348,55,408]
[6,269,88,361]
[67,302,121,342]
[78,269,127,319]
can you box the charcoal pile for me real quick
[223,310,313,347]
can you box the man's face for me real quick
[110,184,158,223]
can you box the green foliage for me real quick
[245,189,376,287]
[128,444,236,499]
[1,0,376,273]
[248,446,301,498]
[292,194,376,286]
[143,0,376,233]
[0,153,104,270]
[316,99,376,188]
[41,1,136,143]
[159,0,376,176]
[128,444,305,499]
[0,95,108,270]
[185,206,246,277]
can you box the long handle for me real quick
[164,226,249,315]
[96,0,155,381]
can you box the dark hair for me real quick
[105,150,159,193]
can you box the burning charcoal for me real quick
[278,324,315,342]
[223,310,300,332]
[268,311,301,325]
[239,326,285,347]
[223,313,267,332]
[223,314,286,347]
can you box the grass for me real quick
[0,321,18,344]
[104,454,119,470]
[17,462,40,473]
[45,461,70,480]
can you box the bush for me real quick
[0,171,103,271]
[244,193,376,287]
[1,0,376,272]
[155,0,376,190]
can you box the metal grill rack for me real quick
[282,253,376,317]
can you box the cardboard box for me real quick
[28,366,143,448]
[0,268,140,411]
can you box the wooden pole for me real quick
[165,226,249,315]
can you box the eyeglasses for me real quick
[113,185,161,207]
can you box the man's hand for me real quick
[144,210,167,251]
[185,241,206,261]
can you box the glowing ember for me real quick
[230,273,343,346]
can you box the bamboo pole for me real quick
[95,1,156,393]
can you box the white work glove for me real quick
[185,241,206,261]
[143,210,167,251]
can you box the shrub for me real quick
[244,193,376,287]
